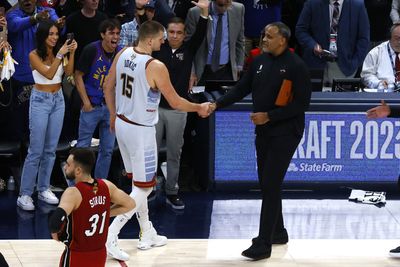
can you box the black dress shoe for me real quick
[272,228,289,244]
[389,246,400,258]
[252,229,289,245]
[241,243,271,261]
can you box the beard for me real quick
[65,172,76,181]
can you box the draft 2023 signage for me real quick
[214,112,400,182]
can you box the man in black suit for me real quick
[209,22,311,260]
[185,0,245,85]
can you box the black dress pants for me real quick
[255,133,302,245]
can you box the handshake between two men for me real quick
[197,102,271,126]
[196,102,216,118]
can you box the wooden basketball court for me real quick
[1,239,398,266]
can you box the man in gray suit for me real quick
[185,0,245,86]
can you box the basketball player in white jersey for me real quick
[103,20,211,261]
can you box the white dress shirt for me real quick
[361,41,398,88]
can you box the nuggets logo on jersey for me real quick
[124,59,137,71]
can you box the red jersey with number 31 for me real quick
[67,179,111,251]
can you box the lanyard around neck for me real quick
[387,43,398,79]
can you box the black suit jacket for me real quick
[390,107,400,118]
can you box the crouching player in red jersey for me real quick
[49,148,135,267]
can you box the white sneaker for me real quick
[137,222,167,250]
[38,189,59,205]
[17,195,35,211]
[106,233,130,261]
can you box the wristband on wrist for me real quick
[56,53,63,60]
[34,14,38,21]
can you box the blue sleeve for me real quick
[48,7,66,35]
[353,2,370,67]
[119,24,129,47]
[119,22,138,47]
[48,7,59,21]
[7,7,62,33]
[6,10,33,33]
[295,0,317,51]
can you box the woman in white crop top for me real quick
[17,20,77,211]
[29,23,76,90]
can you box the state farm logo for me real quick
[287,162,343,172]
[287,163,299,172]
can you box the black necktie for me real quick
[396,53,400,81]
[331,1,340,34]
[211,14,223,72]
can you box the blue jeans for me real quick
[77,105,115,179]
[20,88,65,196]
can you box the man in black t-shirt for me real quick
[65,0,107,140]
[66,0,107,64]
[152,0,209,210]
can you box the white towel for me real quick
[0,49,17,82]
[349,189,386,206]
